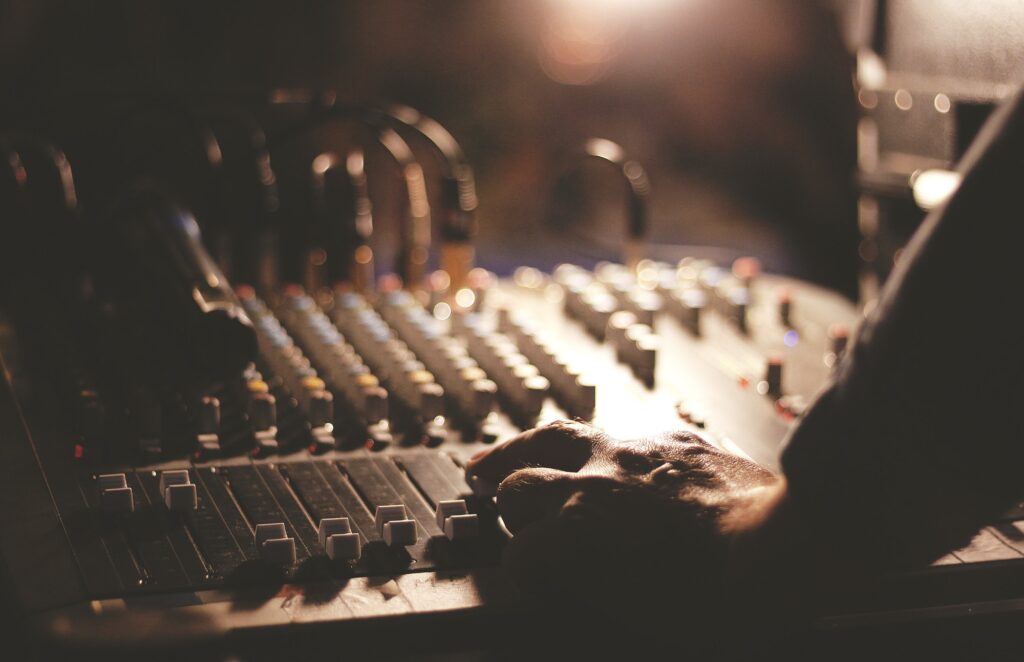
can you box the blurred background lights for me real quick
[912,169,962,211]
[540,0,683,85]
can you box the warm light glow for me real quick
[911,169,961,211]
[346,150,365,176]
[455,288,476,309]
[557,0,677,15]
[354,245,373,265]
[312,153,336,176]
[430,270,452,292]
[894,89,913,111]
[540,0,681,86]
[585,138,625,163]
[433,302,452,321]
[513,267,544,289]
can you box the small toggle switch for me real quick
[778,289,793,326]
[375,505,417,546]
[318,517,362,561]
[829,324,849,358]
[434,499,479,541]
[764,355,784,397]
[255,522,296,565]
[158,469,198,511]
[98,473,134,513]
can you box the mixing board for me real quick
[2,102,1024,658]
[0,243,860,652]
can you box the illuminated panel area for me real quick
[11,256,870,605]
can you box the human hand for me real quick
[466,420,799,627]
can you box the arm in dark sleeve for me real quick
[780,87,1024,569]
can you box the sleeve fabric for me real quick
[780,87,1024,570]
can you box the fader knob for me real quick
[634,334,658,389]
[512,363,539,382]
[728,288,751,334]
[255,523,296,565]
[630,290,662,328]
[607,311,637,352]
[523,375,550,420]
[732,256,761,287]
[307,390,334,428]
[417,382,445,419]
[778,290,792,326]
[375,505,418,546]
[573,377,597,417]
[675,288,705,335]
[318,517,362,561]
[196,396,221,434]
[764,356,784,397]
[435,500,480,541]
[586,295,616,341]
[98,473,134,513]
[829,324,849,358]
[471,379,498,418]
[249,392,277,431]
[195,396,221,455]
[159,469,197,511]
[363,386,388,424]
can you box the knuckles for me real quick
[608,437,715,474]
[533,418,603,444]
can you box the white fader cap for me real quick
[318,517,361,562]
[374,505,417,547]
[255,522,296,565]
[159,470,197,511]
[434,500,479,541]
[98,473,134,513]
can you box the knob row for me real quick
[555,264,618,341]
[278,291,392,446]
[453,313,549,423]
[332,293,445,429]
[593,262,663,328]
[241,294,337,451]
[495,308,596,418]
[98,472,478,565]
[554,264,659,388]
[378,290,498,423]
[605,310,659,388]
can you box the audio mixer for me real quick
[2,102,1024,658]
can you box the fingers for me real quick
[500,487,618,597]
[497,467,581,534]
[466,419,607,484]
[502,516,586,597]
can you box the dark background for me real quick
[2,1,1023,299]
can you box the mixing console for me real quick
[0,242,863,647]
[2,102,1023,657]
